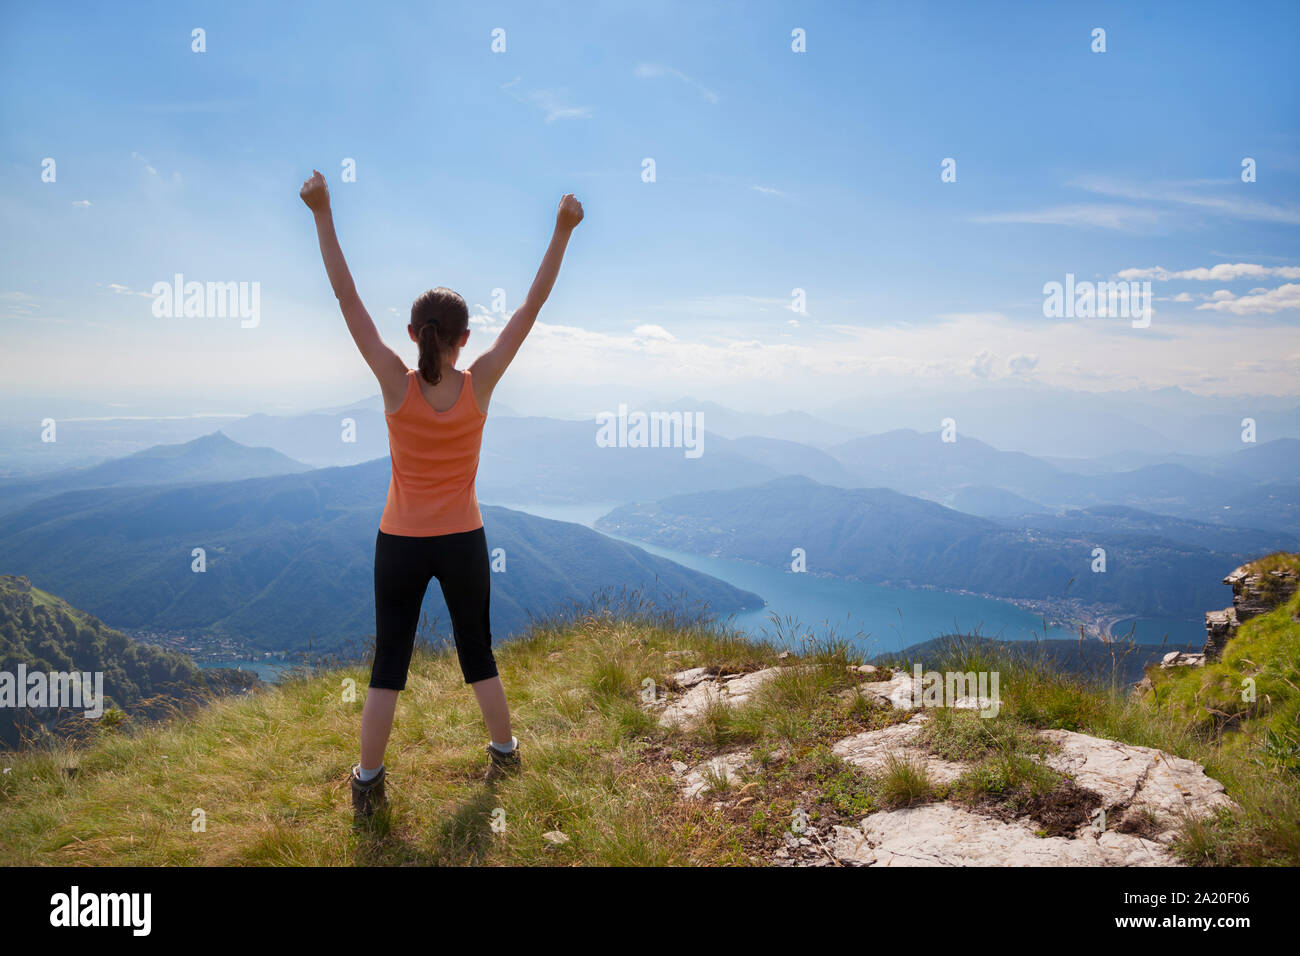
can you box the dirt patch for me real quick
[1022,781,1104,837]
[1113,806,1166,841]
[968,780,1103,838]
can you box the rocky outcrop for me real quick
[831,714,967,785]
[653,667,782,729]
[654,650,1235,867]
[1037,729,1234,832]
[1134,650,1212,697]
[830,804,1173,867]
[1203,607,1237,660]
[672,750,758,801]
[815,724,1233,867]
[1159,651,1206,669]
[1203,561,1298,660]
[841,670,918,709]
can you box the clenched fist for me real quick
[299,170,330,213]
[556,193,584,231]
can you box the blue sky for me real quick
[2,0,1298,416]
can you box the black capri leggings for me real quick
[371,526,497,689]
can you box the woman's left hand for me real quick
[300,169,331,213]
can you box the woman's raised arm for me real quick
[300,170,407,406]
[471,193,584,395]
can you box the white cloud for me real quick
[938,311,1014,324]
[500,77,593,122]
[72,199,91,207]
[481,313,1170,392]
[973,204,1165,231]
[1007,353,1039,375]
[0,290,37,318]
[969,349,996,378]
[1194,283,1300,315]
[99,282,157,298]
[1112,263,1300,315]
[1073,175,1300,225]
[130,151,159,176]
[13,295,1298,398]
[1117,263,1300,281]
[980,177,1300,233]
[634,63,720,103]
[633,324,676,341]
[469,303,506,331]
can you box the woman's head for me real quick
[408,287,469,385]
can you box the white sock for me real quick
[357,764,383,782]
[489,736,517,754]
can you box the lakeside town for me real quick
[121,626,296,677]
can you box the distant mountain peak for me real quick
[128,430,241,458]
[191,430,239,447]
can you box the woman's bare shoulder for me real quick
[381,366,413,415]
[468,366,492,415]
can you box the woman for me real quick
[298,170,583,815]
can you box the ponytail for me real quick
[410,287,469,386]
[417,323,443,386]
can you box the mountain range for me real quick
[0,432,309,514]
[594,476,1271,618]
[816,384,1300,458]
[0,457,761,653]
[5,390,1297,538]
[2,395,1296,656]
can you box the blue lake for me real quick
[198,659,292,682]
[1111,618,1205,647]
[494,500,1205,655]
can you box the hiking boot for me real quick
[485,742,521,783]
[351,765,386,818]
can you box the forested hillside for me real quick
[0,575,255,748]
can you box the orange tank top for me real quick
[379,367,487,536]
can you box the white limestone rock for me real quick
[1037,729,1234,832]
[845,671,919,710]
[830,714,966,785]
[670,667,711,688]
[672,750,755,801]
[657,667,782,729]
[829,804,1175,867]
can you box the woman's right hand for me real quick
[556,193,584,231]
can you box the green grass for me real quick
[0,612,723,866]
[875,753,936,809]
[1136,556,1300,864]
[2,576,1297,866]
[1148,566,1300,767]
[1243,551,1300,603]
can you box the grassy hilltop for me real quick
[1,564,1297,866]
